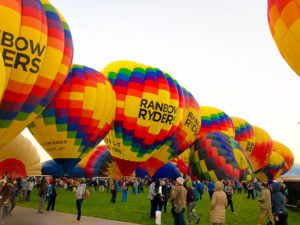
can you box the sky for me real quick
[22,0,300,164]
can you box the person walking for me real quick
[224,180,236,214]
[74,178,87,223]
[185,182,200,225]
[210,181,228,225]
[0,180,14,222]
[37,177,49,213]
[208,181,215,200]
[148,179,156,219]
[46,180,57,212]
[171,177,187,225]
[8,180,19,216]
[27,178,35,201]
[257,182,275,225]
[272,182,288,225]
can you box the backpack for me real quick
[83,188,90,200]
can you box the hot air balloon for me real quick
[42,160,64,178]
[255,151,285,181]
[0,0,73,149]
[271,140,294,176]
[153,163,181,180]
[102,60,184,176]
[189,132,240,181]
[250,126,273,172]
[141,89,201,176]
[0,134,41,178]
[231,117,255,154]
[28,65,116,174]
[0,54,7,102]
[268,0,300,76]
[78,145,124,179]
[70,165,88,178]
[172,157,188,175]
[199,106,235,137]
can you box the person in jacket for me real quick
[210,181,228,225]
[185,182,200,225]
[161,180,169,212]
[171,177,187,225]
[257,182,274,225]
[208,181,215,200]
[148,179,156,219]
[272,182,288,225]
[8,180,19,216]
[46,180,57,211]
[0,180,14,221]
[74,178,87,223]
[224,180,236,214]
[37,177,49,213]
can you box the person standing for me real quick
[272,182,288,225]
[37,177,49,214]
[110,179,117,203]
[210,181,228,225]
[27,178,34,201]
[46,180,57,212]
[186,182,200,225]
[74,178,86,223]
[121,179,128,202]
[153,180,163,213]
[247,181,255,199]
[148,179,156,219]
[8,180,19,216]
[161,180,169,212]
[224,180,236,214]
[257,182,274,225]
[171,177,187,225]
[208,181,215,200]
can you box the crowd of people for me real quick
[0,172,290,225]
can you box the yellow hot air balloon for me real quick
[271,140,294,176]
[0,52,8,102]
[28,65,116,174]
[102,60,184,176]
[0,0,73,148]
[0,134,41,178]
[268,0,300,76]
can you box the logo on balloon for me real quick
[138,99,177,124]
[0,30,46,73]
[185,112,200,135]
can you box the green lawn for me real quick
[19,187,299,225]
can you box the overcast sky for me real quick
[22,0,300,164]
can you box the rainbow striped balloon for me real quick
[231,117,255,154]
[255,151,285,181]
[268,0,300,76]
[102,60,184,176]
[199,106,235,138]
[0,53,7,102]
[141,89,201,176]
[28,65,116,174]
[189,132,240,181]
[78,145,123,179]
[0,0,73,148]
[250,126,273,172]
[271,140,294,176]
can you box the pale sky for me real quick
[22,0,300,164]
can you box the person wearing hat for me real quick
[73,178,87,223]
[171,177,187,225]
[257,182,274,225]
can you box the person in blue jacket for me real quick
[272,182,288,225]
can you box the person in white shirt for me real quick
[73,178,86,223]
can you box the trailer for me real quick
[281,176,300,211]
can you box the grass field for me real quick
[19,187,299,225]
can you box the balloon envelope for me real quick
[102,60,184,176]
[0,0,73,148]
[153,163,181,180]
[28,65,116,174]
[42,160,64,178]
[0,134,41,178]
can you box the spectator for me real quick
[257,182,274,225]
[272,182,288,225]
[171,177,187,225]
[210,181,228,225]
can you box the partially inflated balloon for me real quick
[141,89,201,176]
[28,65,116,174]
[0,0,73,148]
[78,145,123,179]
[231,117,255,154]
[255,151,285,181]
[153,162,181,180]
[250,126,273,172]
[271,140,294,175]
[0,134,41,178]
[42,160,64,178]
[199,107,235,137]
[268,0,300,76]
[102,60,184,176]
[189,132,240,181]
